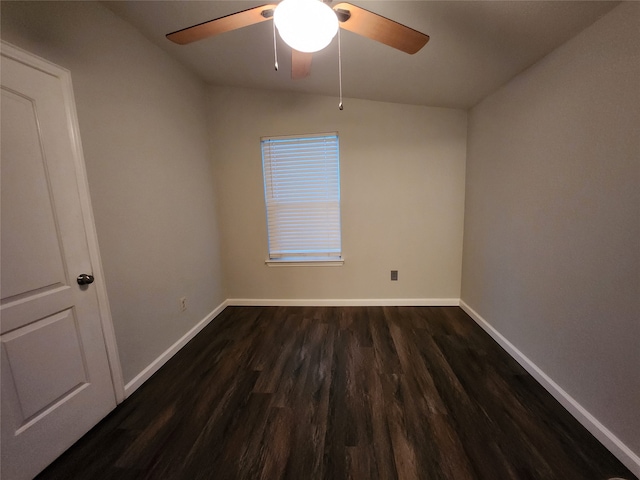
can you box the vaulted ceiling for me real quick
[105,1,619,109]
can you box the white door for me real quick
[1,43,119,479]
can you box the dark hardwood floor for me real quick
[37,306,636,480]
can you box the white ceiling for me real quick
[105,1,619,109]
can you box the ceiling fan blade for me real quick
[166,4,278,45]
[333,2,429,54]
[291,49,313,79]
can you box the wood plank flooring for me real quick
[37,306,636,480]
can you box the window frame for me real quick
[261,132,343,266]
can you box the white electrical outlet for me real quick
[180,297,187,312]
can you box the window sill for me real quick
[265,257,344,267]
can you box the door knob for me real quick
[77,274,95,286]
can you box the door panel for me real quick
[3,309,88,421]
[1,44,117,480]
[1,88,66,300]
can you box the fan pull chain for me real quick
[273,20,278,71]
[338,28,343,110]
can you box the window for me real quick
[261,132,342,264]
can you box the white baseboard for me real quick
[123,299,229,397]
[226,298,460,307]
[459,300,640,478]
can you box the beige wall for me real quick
[208,87,467,301]
[1,2,225,384]
[462,1,639,459]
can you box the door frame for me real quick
[1,40,125,403]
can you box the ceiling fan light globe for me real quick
[274,0,339,53]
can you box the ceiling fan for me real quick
[166,0,429,80]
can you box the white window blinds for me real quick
[261,133,341,259]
